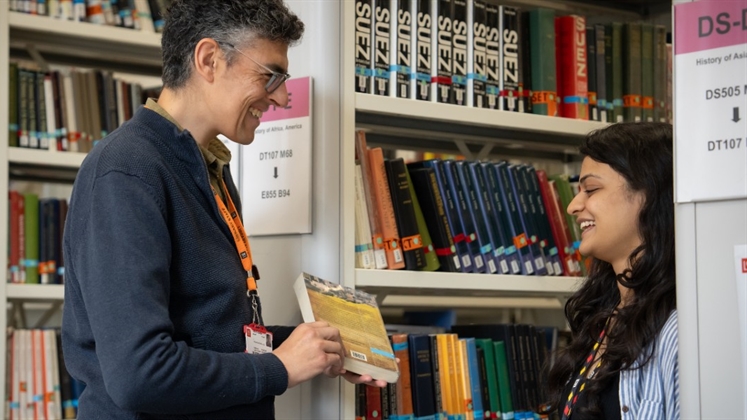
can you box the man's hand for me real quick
[273,321,345,388]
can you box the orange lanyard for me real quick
[212,181,258,295]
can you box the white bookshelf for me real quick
[9,148,86,168]
[355,269,582,299]
[6,284,65,301]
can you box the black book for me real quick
[355,0,374,93]
[436,0,453,103]
[386,158,427,270]
[457,161,497,274]
[408,166,462,272]
[414,0,432,101]
[451,0,468,105]
[472,0,488,108]
[395,0,412,98]
[408,335,438,417]
[373,0,392,96]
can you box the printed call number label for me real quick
[261,189,291,199]
[707,137,743,151]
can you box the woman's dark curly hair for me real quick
[545,122,675,417]
[161,0,304,89]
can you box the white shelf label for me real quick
[241,77,313,235]
[674,2,747,203]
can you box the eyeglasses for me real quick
[224,43,291,94]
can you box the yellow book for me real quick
[293,272,399,383]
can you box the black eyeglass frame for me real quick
[224,42,291,94]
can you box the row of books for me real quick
[7,192,67,285]
[354,131,587,277]
[357,325,555,420]
[8,62,156,153]
[8,0,172,33]
[7,329,83,420]
[355,0,673,123]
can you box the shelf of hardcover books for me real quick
[354,131,589,294]
[8,11,162,69]
[6,284,65,301]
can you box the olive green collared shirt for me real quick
[144,98,232,203]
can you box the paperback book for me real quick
[294,272,400,383]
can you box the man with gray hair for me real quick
[62,1,383,418]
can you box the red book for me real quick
[555,15,589,120]
[536,171,579,276]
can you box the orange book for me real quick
[390,334,414,417]
[355,132,388,269]
[368,148,406,269]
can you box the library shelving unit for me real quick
[0,10,163,415]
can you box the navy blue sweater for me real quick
[62,107,293,419]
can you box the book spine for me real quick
[508,165,547,275]
[641,23,655,122]
[435,0,453,103]
[470,162,510,274]
[458,161,497,274]
[622,22,642,122]
[369,148,406,269]
[605,23,624,123]
[555,15,589,120]
[395,0,413,99]
[586,27,598,121]
[386,159,427,270]
[451,0,468,106]
[444,161,486,273]
[495,163,535,275]
[594,24,607,123]
[430,160,473,272]
[482,163,522,275]
[405,167,441,271]
[654,25,668,123]
[529,8,557,116]
[9,63,19,147]
[484,3,500,110]
[409,335,437,417]
[471,0,487,108]
[499,6,520,112]
[374,0,392,95]
[414,0,432,101]
[519,11,533,114]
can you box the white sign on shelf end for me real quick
[241,76,313,236]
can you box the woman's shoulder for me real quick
[655,310,679,365]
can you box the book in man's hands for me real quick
[293,272,400,383]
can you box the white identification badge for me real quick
[244,324,273,354]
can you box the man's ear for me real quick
[193,38,221,83]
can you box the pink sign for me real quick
[260,76,311,123]
[675,1,747,55]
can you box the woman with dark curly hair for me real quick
[545,122,678,420]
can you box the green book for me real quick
[9,62,19,147]
[641,23,655,122]
[493,341,514,419]
[476,339,501,418]
[406,166,441,272]
[605,23,623,123]
[24,193,40,284]
[623,22,642,122]
[529,8,557,117]
[654,25,668,123]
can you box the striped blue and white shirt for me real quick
[619,310,679,419]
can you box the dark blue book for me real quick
[409,160,472,272]
[493,162,536,275]
[469,162,511,274]
[480,163,522,275]
[507,165,548,275]
[408,334,438,418]
[456,161,497,273]
[444,160,487,273]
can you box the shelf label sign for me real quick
[674,1,747,203]
[241,76,313,235]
